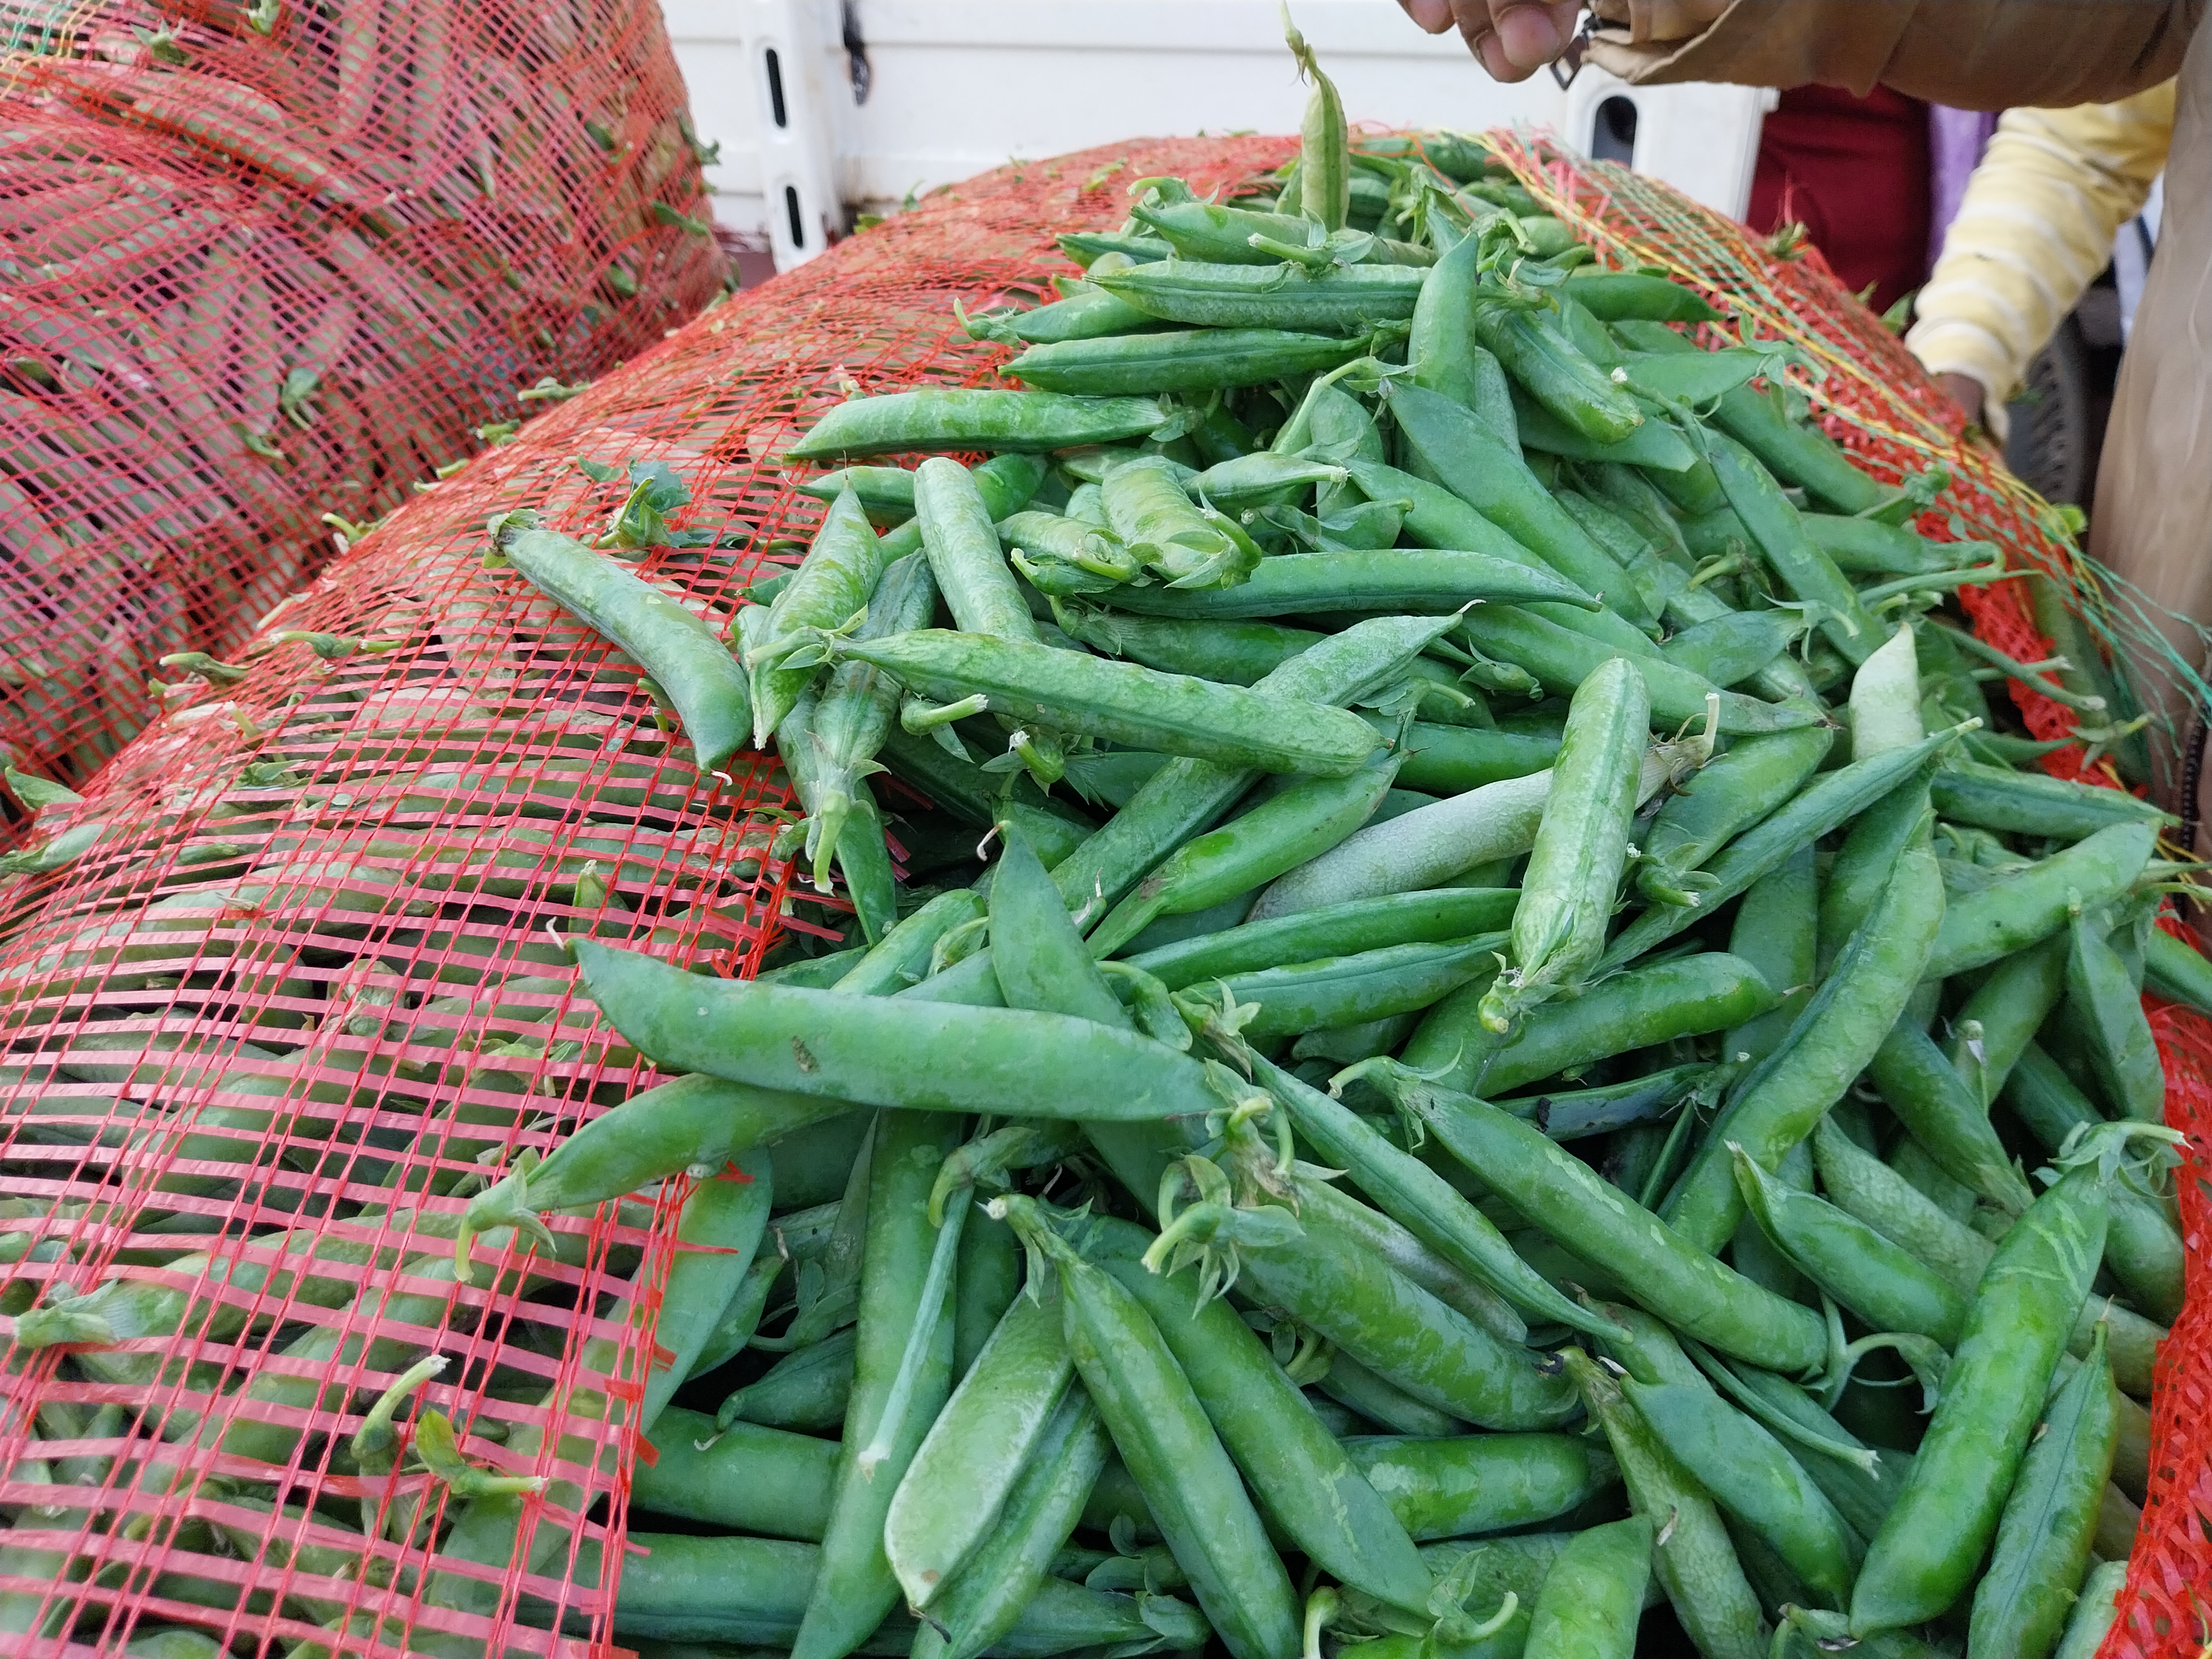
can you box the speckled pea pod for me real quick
[1922,821,2156,981]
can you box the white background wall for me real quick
[661,1,1770,269]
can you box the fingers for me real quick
[1397,0,1458,31]
[1458,1,1583,82]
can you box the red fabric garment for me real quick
[1750,83,1933,313]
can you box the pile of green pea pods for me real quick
[471,28,2209,1659]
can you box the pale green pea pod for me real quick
[1103,454,1264,590]
[1086,747,1403,957]
[749,490,892,747]
[2052,1559,2129,1659]
[916,455,1040,642]
[1182,451,1347,509]
[1285,12,1350,230]
[1478,656,1649,1033]
[999,510,1143,586]
[1848,621,1923,759]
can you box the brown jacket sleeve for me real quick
[1589,0,2203,109]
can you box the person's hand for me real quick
[1395,1,1583,81]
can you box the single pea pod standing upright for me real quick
[1284,11,1349,230]
[802,550,937,892]
[749,489,892,747]
[1480,655,1648,1032]
[1850,1136,2125,1636]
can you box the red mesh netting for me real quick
[0,134,1287,1658]
[0,0,725,797]
[1488,134,2210,1659]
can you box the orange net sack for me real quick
[1484,133,2210,1659]
[0,134,1281,1659]
[0,0,725,796]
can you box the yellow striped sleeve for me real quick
[1907,81,2175,415]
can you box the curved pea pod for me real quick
[1662,822,1944,1255]
[1407,951,1777,1098]
[1285,15,1350,227]
[632,1407,837,1538]
[488,511,750,772]
[1192,930,1506,1042]
[1091,258,1425,331]
[1241,1204,1579,1430]
[1732,1148,1967,1346]
[1458,607,1814,734]
[1087,750,1400,956]
[1002,1203,1301,1659]
[1931,757,2171,841]
[1566,269,1721,321]
[1089,1231,1432,1615]
[1000,511,1142,588]
[1867,1020,2037,1214]
[1658,606,1811,690]
[1409,235,1520,442]
[1293,1170,1529,1340]
[838,629,1381,776]
[1103,547,1598,621]
[1480,657,1648,1031]
[886,1277,1073,1609]
[2066,910,2169,1123]
[1623,1377,1860,1608]
[786,389,1169,459]
[1051,614,1463,926]
[1851,1153,2116,1636]
[573,941,1221,1122]
[1183,451,1350,510]
[1562,1350,1767,1659]
[1966,1326,2118,1659]
[1368,1070,1824,1375]
[749,490,892,745]
[1385,385,1651,620]
[1255,1053,1611,1338]
[1637,725,1830,908]
[922,1391,1117,1659]
[1471,297,1643,445]
[833,889,986,998]
[721,1327,858,1431]
[1921,821,2156,981]
[1521,1515,1651,1659]
[1008,326,1371,396]
[1345,1433,1619,1542]
[1133,196,1316,263]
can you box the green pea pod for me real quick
[2067,911,2168,1123]
[1702,1356,1909,1542]
[2052,1559,2129,1659]
[1566,269,1721,321]
[792,1111,962,1659]
[876,452,1049,561]
[1044,614,1457,926]
[573,941,1220,1122]
[490,511,751,773]
[1623,1377,1860,1607]
[1364,1069,1824,1375]
[1346,1433,1619,1544]
[1342,460,1590,590]
[1966,1325,2118,1659]
[834,889,987,997]
[1867,1020,2037,1214]
[1098,546,1599,619]
[1932,759,2172,840]
[954,1208,1022,1378]
[1009,326,1369,396]
[807,550,941,887]
[2143,923,2212,1015]
[916,456,1039,642]
[1252,1052,1613,1338]
[1733,1147,1967,1345]
[1000,1199,1301,1659]
[1185,932,1506,1040]
[1474,298,1644,445]
[1100,452,1264,589]
[1458,606,1815,734]
[1816,763,1932,975]
[1562,1349,1767,1659]
[1092,258,1425,330]
[632,1407,837,1539]
[1286,12,1349,228]
[989,827,1132,1025]
[1134,196,1316,263]
[1406,950,1779,1097]
[1521,1515,1651,1659]
[1662,818,1944,1255]
[1946,932,2068,1107]
[1480,655,1648,1030]
[1924,823,2156,981]
[979,282,1167,340]
[885,1278,1073,1609]
[1410,234,1520,451]
[719,1326,856,1432]
[1087,1222,1432,1615]
[1053,606,1319,685]
[834,629,1380,776]
[1850,1156,2113,1635]
[1252,770,1551,917]
[787,389,1170,459]
[1387,384,1652,620]
[1700,427,1885,665]
[921,1390,1115,1659]
[778,685,899,943]
[1125,888,1514,990]
[1511,384,1699,472]
[751,490,893,745]
[1319,1352,1469,1439]
[1088,750,1401,955]
[1721,846,1817,1064]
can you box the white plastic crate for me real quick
[661,1,1773,271]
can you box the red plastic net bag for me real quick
[1484,133,2210,1659]
[0,134,1278,1658]
[0,0,724,795]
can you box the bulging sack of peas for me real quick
[0,133,1278,1658]
[0,0,723,793]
